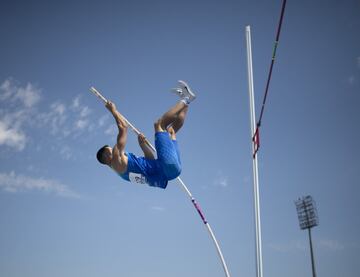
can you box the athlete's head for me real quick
[96,145,112,165]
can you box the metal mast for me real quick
[245,25,264,277]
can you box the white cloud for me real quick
[0,171,81,198]
[52,102,66,115]
[36,96,94,137]
[69,95,92,134]
[98,115,109,127]
[268,242,292,253]
[268,239,346,253]
[41,102,68,135]
[14,83,41,107]
[219,177,228,187]
[80,106,91,118]
[59,146,73,160]
[72,96,80,109]
[75,119,89,130]
[151,206,165,212]
[36,102,66,129]
[0,79,16,101]
[71,95,91,118]
[318,239,344,251]
[0,78,41,107]
[213,171,229,188]
[38,100,92,137]
[0,121,26,151]
[347,75,356,85]
[1,110,27,130]
[295,240,307,251]
[0,78,42,150]
[268,240,306,253]
[105,125,117,136]
[0,78,102,155]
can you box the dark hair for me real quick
[96,145,110,165]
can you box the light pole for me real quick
[295,195,319,277]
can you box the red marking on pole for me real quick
[253,126,260,158]
[192,198,207,224]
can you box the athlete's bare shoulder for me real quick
[111,144,128,174]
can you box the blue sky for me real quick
[0,0,359,276]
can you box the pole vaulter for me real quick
[90,86,231,277]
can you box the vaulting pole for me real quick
[90,87,231,277]
[245,26,264,277]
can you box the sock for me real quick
[180,97,190,105]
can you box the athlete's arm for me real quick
[106,101,128,130]
[110,121,128,173]
[106,101,128,151]
[105,101,127,159]
[138,133,155,160]
[115,124,127,154]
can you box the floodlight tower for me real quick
[295,195,319,277]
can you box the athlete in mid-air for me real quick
[96,80,196,189]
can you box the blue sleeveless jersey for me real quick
[118,132,182,189]
[119,152,168,189]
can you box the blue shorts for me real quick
[155,132,182,180]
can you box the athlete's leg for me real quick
[154,101,187,132]
[154,130,182,180]
[167,126,181,166]
[171,105,188,133]
[167,126,176,140]
[153,105,186,180]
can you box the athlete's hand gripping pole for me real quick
[89,87,155,152]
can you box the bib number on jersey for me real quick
[129,172,147,185]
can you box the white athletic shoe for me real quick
[171,80,196,103]
[171,87,185,99]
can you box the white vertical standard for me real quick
[245,25,264,277]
